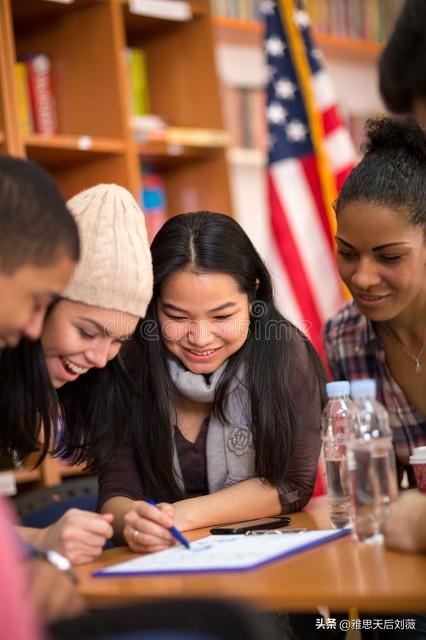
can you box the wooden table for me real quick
[76,497,426,613]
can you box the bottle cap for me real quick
[409,446,426,465]
[350,378,377,399]
[326,381,350,398]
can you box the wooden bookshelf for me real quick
[212,16,383,63]
[119,0,232,214]
[0,0,232,490]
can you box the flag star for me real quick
[265,36,286,57]
[286,120,307,142]
[294,9,310,28]
[260,0,275,15]
[267,102,288,125]
[275,78,297,100]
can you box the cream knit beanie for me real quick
[63,184,153,318]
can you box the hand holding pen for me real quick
[123,498,190,553]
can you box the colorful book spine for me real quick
[127,48,150,116]
[24,54,58,134]
[140,168,168,242]
[210,0,261,21]
[305,0,404,43]
[14,62,33,134]
[220,86,266,152]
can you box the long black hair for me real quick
[0,304,138,470]
[0,340,58,463]
[335,117,426,232]
[124,211,326,502]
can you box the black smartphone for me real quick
[210,517,292,535]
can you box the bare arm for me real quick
[118,478,281,553]
[172,477,281,530]
[101,496,135,545]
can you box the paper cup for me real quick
[409,446,426,493]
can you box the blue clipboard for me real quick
[94,528,350,578]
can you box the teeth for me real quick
[62,359,88,375]
[189,349,216,356]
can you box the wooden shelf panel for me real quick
[315,32,382,63]
[11,0,96,28]
[213,16,263,46]
[24,134,125,168]
[227,147,265,167]
[138,139,224,167]
[212,17,382,63]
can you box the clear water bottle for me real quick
[321,381,354,528]
[348,379,399,543]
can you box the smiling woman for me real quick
[323,117,426,490]
[0,183,153,566]
[97,211,327,553]
[42,302,138,389]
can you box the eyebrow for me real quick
[77,317,133,341]
[335,237,411,251]
[162,301,238,314]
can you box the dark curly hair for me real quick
[335,117,426,232]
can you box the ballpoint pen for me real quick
[146,498,191,549]
[246,528,308,535]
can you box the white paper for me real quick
[129,0,192,21]
[95,530,349,576]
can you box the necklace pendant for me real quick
[415,361,423,374]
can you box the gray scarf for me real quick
[168,359,256,493]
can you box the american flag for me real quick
[262,0,356,359]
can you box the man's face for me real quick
[0,255,76,348]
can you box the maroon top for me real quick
[97,335,322,514]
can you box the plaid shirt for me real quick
[323,301,426,488]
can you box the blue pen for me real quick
[146,498,191,549]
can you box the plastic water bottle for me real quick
[321,381,354,528]
[348,379,398,543]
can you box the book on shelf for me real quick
[305,0,403,43]
[132,117,230,147]
[126,48,150,117]
[20,54,58,135]
[140,167,168,242]
[210,0,261,21]
[220,85,266,152]
[14,63,33,134]
[14,62,33,134]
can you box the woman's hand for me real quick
[36,509,114,565]
[29,559,85,622]
[123,501,176,553]
[383,491,426,553]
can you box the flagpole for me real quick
[278,0,351,300]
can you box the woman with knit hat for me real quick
[1,183,153,565]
